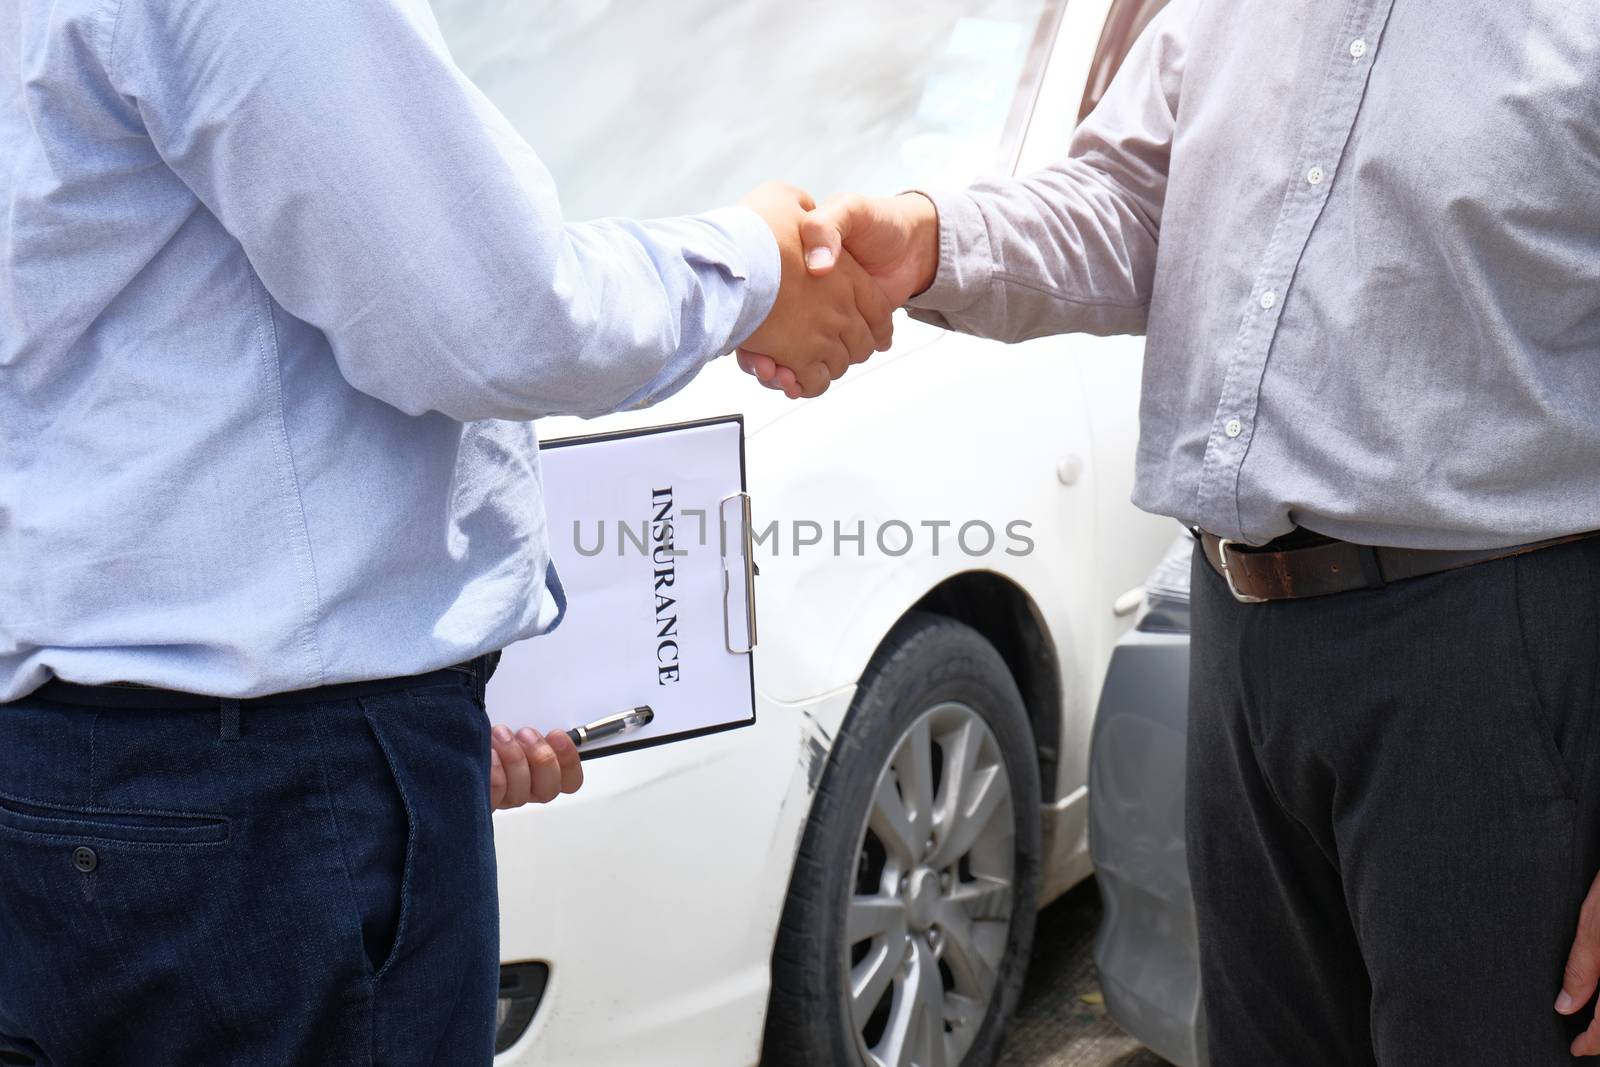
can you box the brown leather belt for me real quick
[1197,528,1600,603]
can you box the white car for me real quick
[428,1,1178,1064]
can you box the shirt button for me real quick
[73,847,98,873]
[1307,166,1324,185]
[1259,290,1277,310]
[1225,418,1243,439]
[1350,38,1368,59]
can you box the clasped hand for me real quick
[482,190,935,812]
[737,186,940,398]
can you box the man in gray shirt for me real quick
[763,0,1600,1061]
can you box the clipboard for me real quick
[483,416,758,758]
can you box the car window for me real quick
[432,0,1065,221]
[1077,0,1171,121]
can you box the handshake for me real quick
[486,183,943,811]
[734,183,943,399]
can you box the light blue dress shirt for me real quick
[0,0,780,701]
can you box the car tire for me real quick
[762,611,1042,1067]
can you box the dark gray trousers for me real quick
[1188,536,1600,1065]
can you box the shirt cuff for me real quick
[904,188,991,318]
[701,205,782,351]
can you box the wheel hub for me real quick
[905,867,940,931]
[843,701,1019,1067]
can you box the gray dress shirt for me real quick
[912,0,1600,550]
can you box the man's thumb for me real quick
[801,195,869,275]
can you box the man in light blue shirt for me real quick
[0,0,889,1062]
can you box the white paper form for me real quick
[484,417,756,756]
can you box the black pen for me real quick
[565,705,654,748]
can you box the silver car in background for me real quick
[1089,534,1205,1067]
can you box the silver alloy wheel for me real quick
[845,701,1016,1067]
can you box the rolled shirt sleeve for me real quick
[102,0,779,421]
[906,0,1193,343]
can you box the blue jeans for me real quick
[0,665,499,1066]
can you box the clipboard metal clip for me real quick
[719,492,757,655]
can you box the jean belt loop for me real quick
[219,698,242,742]
[481,651,501,706]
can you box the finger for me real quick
[840,314,877,367]
[1576,1011,1600,1058]
[736,349,781,386]
[757,358,804,399]
[849,262,896,351]
[1560,875,1600,1039]
[793,361,831,399]
[735,350,772,378]
[488,745,506,809]
[546,729,585,795]
[738,350,793,392]
[774,364,804,400]
[800,193,867,275]
[814,335,849,381]
[518,727,563,804]
[492,724,531,809]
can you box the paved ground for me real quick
[997,880,1172,1067]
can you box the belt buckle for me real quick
[1217,538,1268,604]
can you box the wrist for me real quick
[894,192,941,297]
